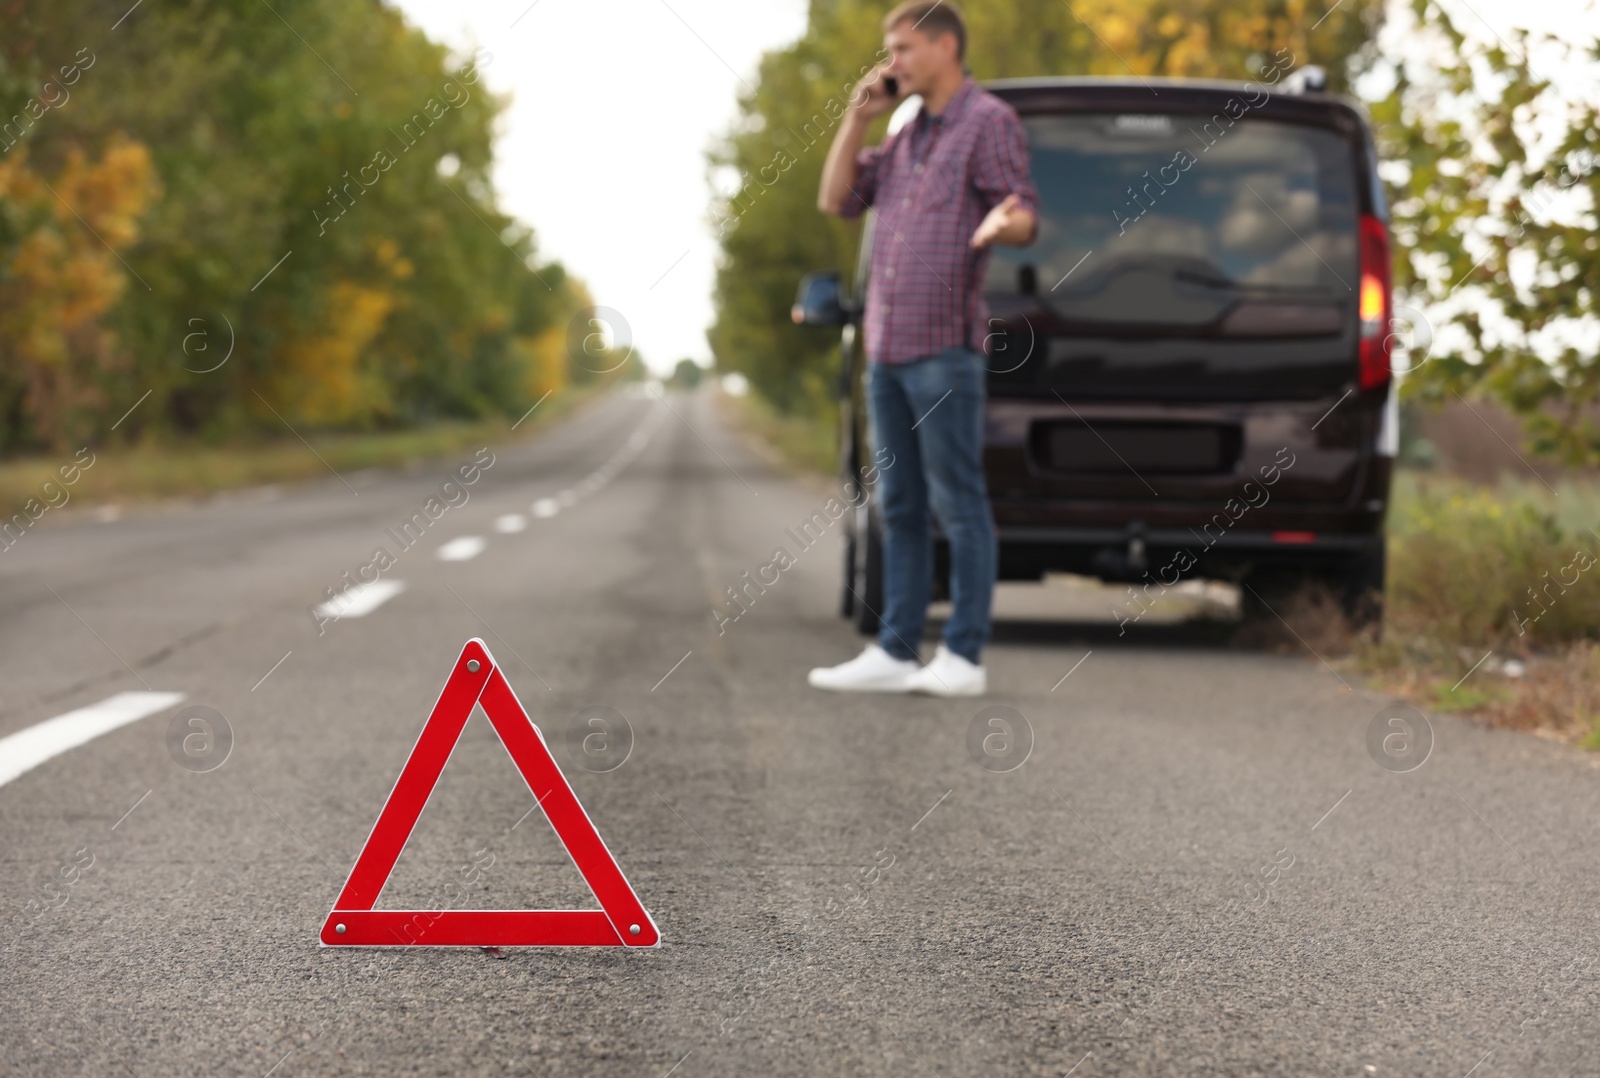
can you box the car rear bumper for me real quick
[999,524,1376,552]
[989,523,1380,582]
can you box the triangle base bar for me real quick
[322,910,626,947]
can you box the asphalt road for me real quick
[3,386,1598,1077]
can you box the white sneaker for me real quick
[905,644,986,697]
[807,644,919,693]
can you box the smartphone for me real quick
[884,76,899,97]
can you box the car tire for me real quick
[1240,541,1386,635]
[1238,567,1301,624]
[853,521,884,637]
[1333,539,1385,633]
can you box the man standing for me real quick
[808,2,1037,697]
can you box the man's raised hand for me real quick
[971,194,1023,248]
[972,194,1037,248]
[849,63,900,120]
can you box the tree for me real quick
[671,358,703,389]
[1371,0,1600,463]
[0,136,156,449]
[0,0,596,452]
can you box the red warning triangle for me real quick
[320,639,658,947]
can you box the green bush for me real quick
[1386,475,1600,650]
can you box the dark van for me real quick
[794,70,1396,633]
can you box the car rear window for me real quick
[984,112,1361,318]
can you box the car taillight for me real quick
[1357,214,1392,390]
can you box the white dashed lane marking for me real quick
[2,406,674,789]
[314,579,406,619]
[522,403,666,524]
[436,537,487,562]
[0,692,185,789]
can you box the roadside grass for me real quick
[1353,470,1600,746]
[0,385,602,520]
[715,386,837,477]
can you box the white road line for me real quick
[314,579,405,620]
[517,410,658,529]
[0,692,185,789]
[494,514,527,534]
[435,536,487,562]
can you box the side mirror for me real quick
[791,271,855,326]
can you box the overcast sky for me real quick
[389,0,1594,376]
[389,0,807,375]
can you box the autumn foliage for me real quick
[0,0,614,454]
[0,136,154,446]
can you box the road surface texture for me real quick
[3,387,1597,1077]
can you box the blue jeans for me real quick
[867,346,996,665]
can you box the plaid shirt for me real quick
[839,78,1038,365]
